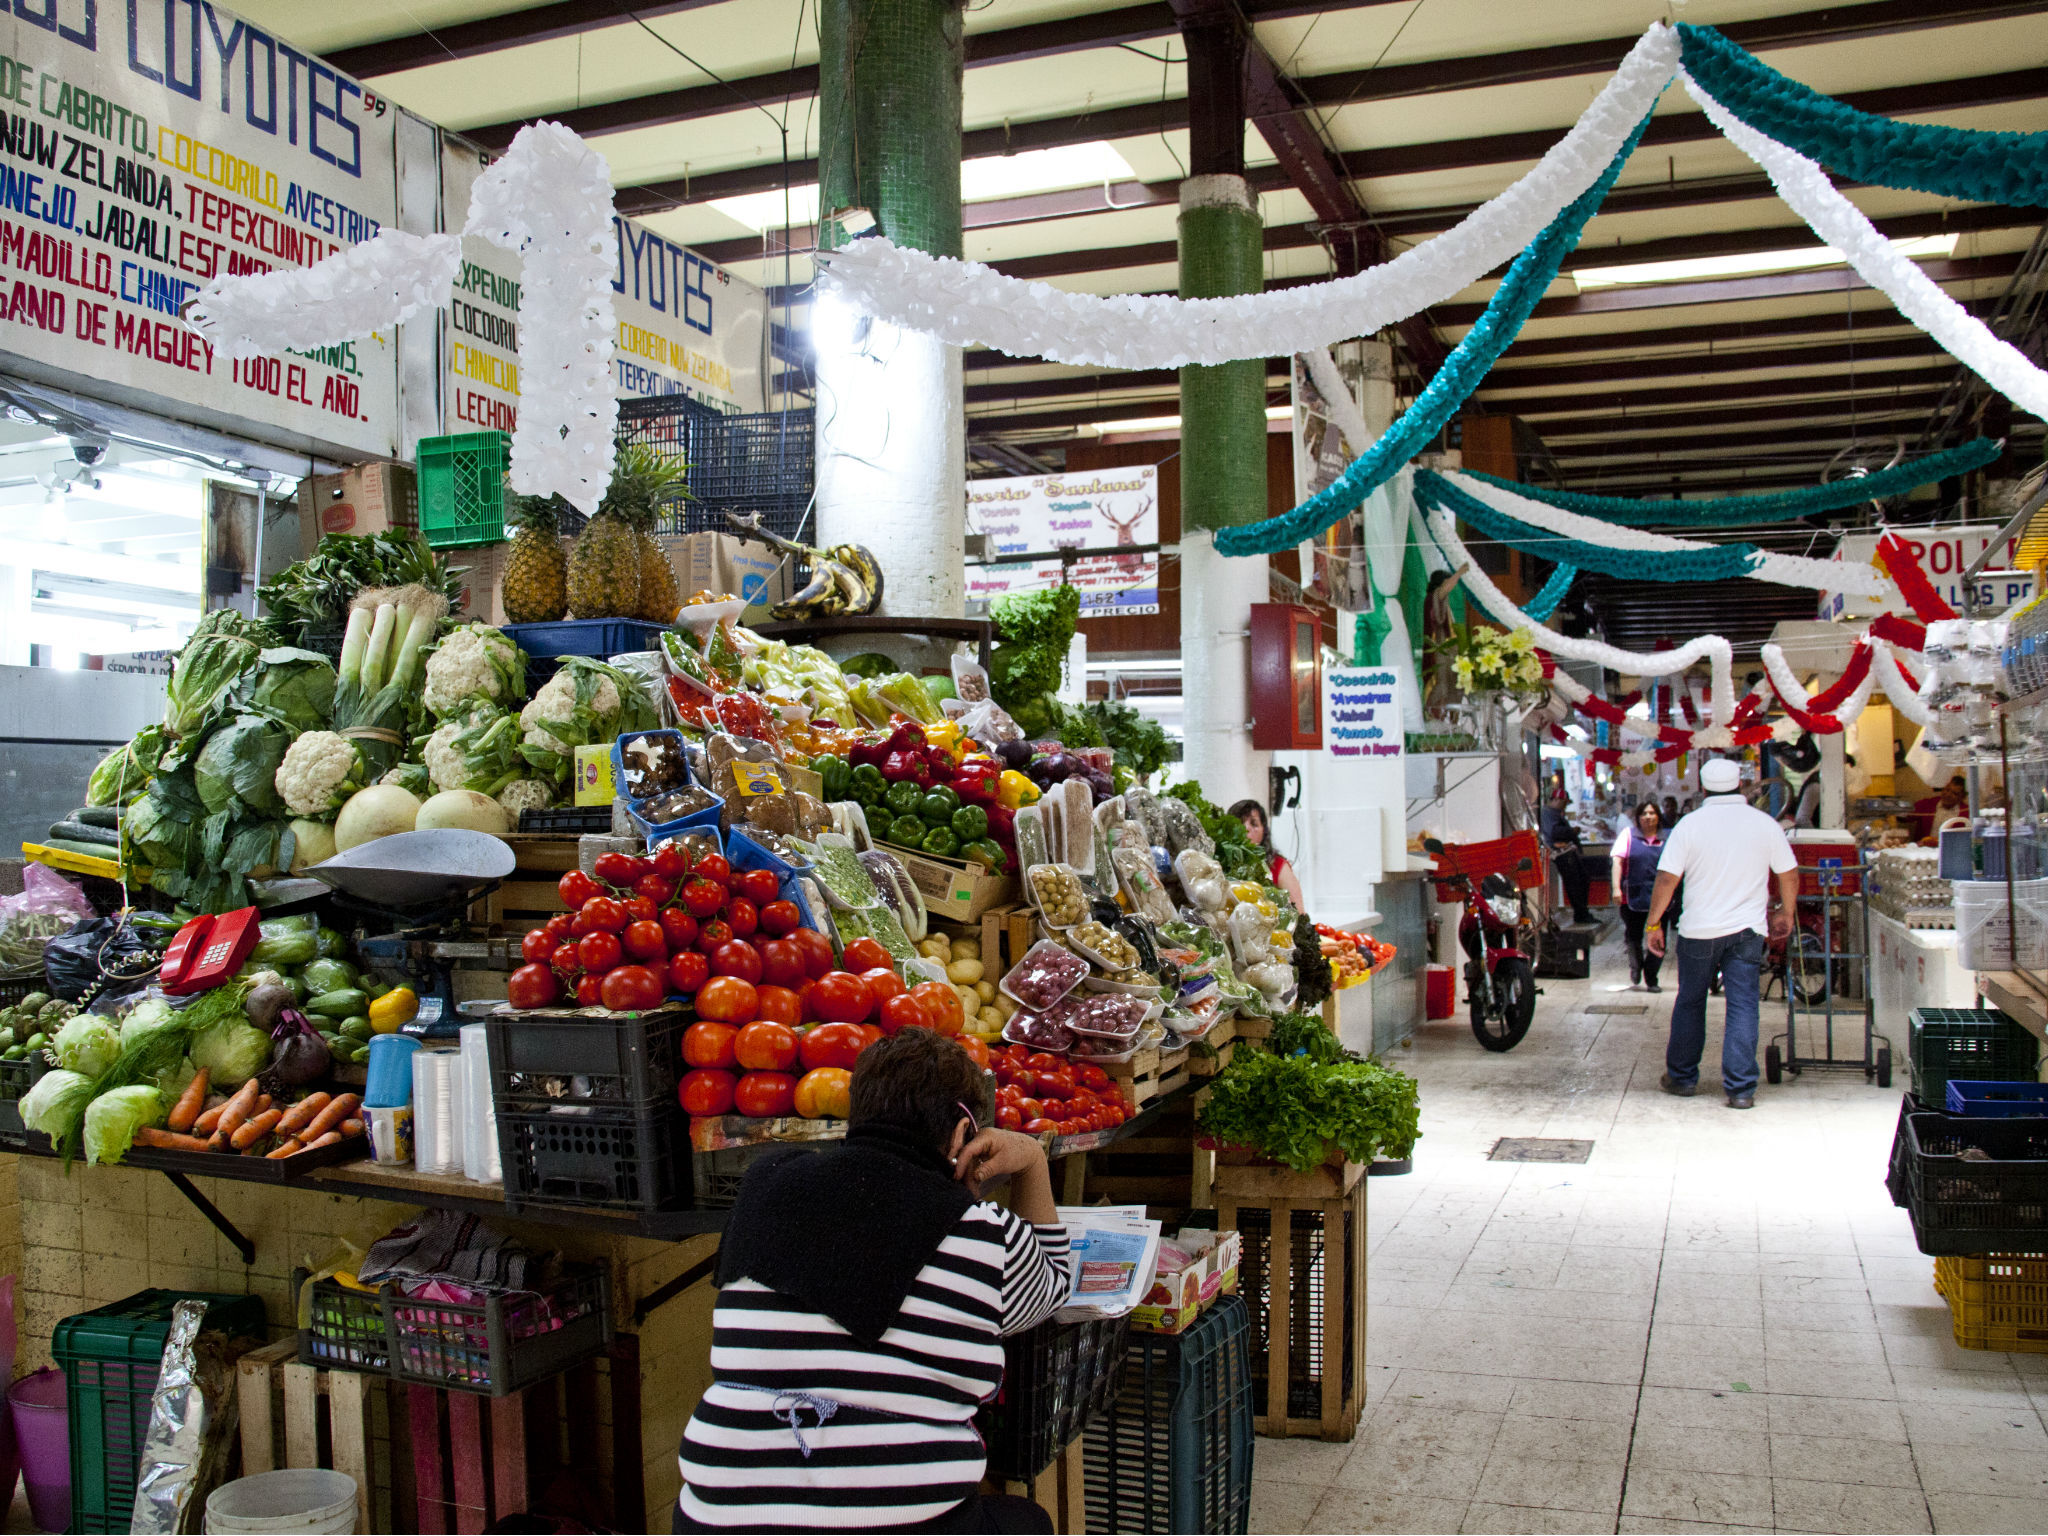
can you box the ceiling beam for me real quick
[1530,393,1947,437]
[967,363,1286,406]
[1485,305,1954,360]
[1544,415,1943,459]
[970,389,1292,435]
[1484,335,1946,391]
[1492,364,1958,417]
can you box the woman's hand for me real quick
[954,1128,1058,1224]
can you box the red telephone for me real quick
[160,908,262,994]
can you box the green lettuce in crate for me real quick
[1197,1049,1420,1171]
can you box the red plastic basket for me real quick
[1791,837,1861,897]
[1431,830,1543,903]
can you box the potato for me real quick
[956,985,981,1016]
[978,1006,1005,1029]
[945,958,985,984]
[973,979,996,1003]
[918,937,951,961]
[953,938,980,961]
[995,993,1020,1018]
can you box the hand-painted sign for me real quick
[965,466,1159,616]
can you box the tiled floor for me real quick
[1251,933,2048,1535]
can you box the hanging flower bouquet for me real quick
[1452,626,1549,704]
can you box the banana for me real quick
[731,511,885,619]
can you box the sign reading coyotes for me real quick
[966,465,1160,616]
[441,140,767,437]
[0,1,400,455]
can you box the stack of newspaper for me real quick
[1053,1204,1161,1322]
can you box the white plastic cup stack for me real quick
[410,1048,463,1176]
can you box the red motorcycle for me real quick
[1425,835,1539,1052]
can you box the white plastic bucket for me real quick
[204,1468,358,1534]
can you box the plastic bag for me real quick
[43,914,165,1002]
[0,866,94,975]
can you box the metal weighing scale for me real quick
[308,830,520,1039]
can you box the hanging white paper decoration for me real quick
[186,231,462,361]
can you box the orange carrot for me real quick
[215,1080,261,1138]
[304,1131,342,1150]
[230,1107,281,1151]
[340,1118,364,1139]
[192,1095,229,1136]
[266,1138,305,1160]
[205,1130,227,1152]
[276,1093,330,1138]
[166,1068,209,1133]
[302,1093,360,1141]
[133,1127,213,1152]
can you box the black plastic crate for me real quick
[501,1101,692,1212]
[1909,1007,2039,1106]
[486,1004,689,1110]
[977,1315,1129,1482]
[0,973,41,1006]
[518,806,614,834]
[0,1050,49,1148]
[616,397,815,537]
[1536,924,1592,979]
[299,1270,609,1396]
[1886,1092,1930,1208]
[1901,1110,2048,1254]
[692,1142,779,1208]
[1085,1296,1255,1535]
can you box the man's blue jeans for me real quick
[1668,929,1767,1097]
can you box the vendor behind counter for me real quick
[674,1031,1069,1535]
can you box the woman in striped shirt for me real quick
[677,1029,1070,1534]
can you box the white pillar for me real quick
[812,296,965,619]
[1179,529,1268,809]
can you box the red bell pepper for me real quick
[848,740,889,770]
[951,765,999,806]
[886,721,927,754]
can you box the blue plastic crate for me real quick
[1946,1080,2048,1118]
[725,827,820,932]
[501,620,672,686]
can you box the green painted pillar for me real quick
[1177,178,1267,531]
[813,0,966,619]
[817,0,963,260]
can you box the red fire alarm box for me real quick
[1249,603,1323,750]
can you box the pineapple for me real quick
[501,493,568,623]
[567,446,688,621]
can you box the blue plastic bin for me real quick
[1945,1079,2048,1117]
[725,827,820,932]
[502,619,672,686]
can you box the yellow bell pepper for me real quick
[924,719,965,758]
[368,986,418,1034]
[997,769,1041,809]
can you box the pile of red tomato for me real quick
[990,1042,1132,1135]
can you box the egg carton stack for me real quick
[1872,845,1954,929]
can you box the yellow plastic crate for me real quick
[20,841,132,880]
[1935,1253,2048,1353]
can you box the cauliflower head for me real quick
[519,669,621,755]
[496,779,554,819]
[422,623,525,719]
[275,730,364,818]
[423,718,470,793]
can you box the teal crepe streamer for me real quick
[1416,471,1763,583]
[1522,562,1577,622]
[1678,25,2048,208]
[1216,109,1659,558]
[1452,438,2001,528]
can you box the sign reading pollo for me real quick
[1820,524,2034,621]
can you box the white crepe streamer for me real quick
[1870,641,1934,726]
[1685,70,2048,422]
[1426,503,1739,729]
[186,231,462,361]
[816,26,1680,368]
[1439,471,1891,594]
[458,1023,501,1184]
[410,1047,463,1176]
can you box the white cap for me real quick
[1701,758,1741,793]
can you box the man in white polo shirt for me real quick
[1644,757,1800,1109]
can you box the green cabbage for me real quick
[87,725,163,807]
[195,714,293,818]
[123,788,195,872]
[53,1014,120,1077]
[21,1069,95,1141]
[164,610,276,739]
[188,1016,271,1087]
[251,915,320,968]
[242,647,337,731]
[83,1084,165,1165]
[118,997,177,1045]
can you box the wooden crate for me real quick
[239,1335,647,1535]
[1211,1173,1367,1440]
[1102,1044,1190,1109]
[996,1434,1086,1535]
[1186,1017,1239,1079]
[479,834,581,936]
[1232,1016,1273,1043]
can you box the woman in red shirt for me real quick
[1228,799,1306,910]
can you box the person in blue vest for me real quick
[1613,800,1673,991]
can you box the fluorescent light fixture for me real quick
[712,142,1140,232]
[1570,232,1958,290]
[1087,404,1293,437]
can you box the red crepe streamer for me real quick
[1868,612,1927,653]
[1874,533,1956,622]
[1733,724,1775,746]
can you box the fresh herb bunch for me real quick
[259,532,464,654]
[988,585,1082,725]
[1197,1050,1421,1170]
[1265,1008,1348,1064]
[1164,779,1268,880]
[1084,699,1172,779]
[1293,915,1333,1009]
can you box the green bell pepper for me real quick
[888,815,930,848]
[885,781,924,817]
[961,839,1003,871]
[815,754,851,801]
[950,804,990,842]
[921,824,959,858]
[851,762,887,797]
[919,787,960,821]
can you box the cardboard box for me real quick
[453,541,510,625]
[299,462,419,553]
[672,532,794,614]
[1130,1228,1241,1335]
[892,845,1016,921]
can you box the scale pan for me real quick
[309,829,517,908]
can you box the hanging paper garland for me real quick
[1418,470,1889,593]
[1448,439,2000,528]
[1868,612,1929,654]
[1872,533,1958,622]
[1677,24,2048,208]
[186,231,463,359]
[1217,113,1658,559]
[812,28,1680,371]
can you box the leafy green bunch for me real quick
[1264,1008,1348,1064]
[1197,1049,1421,1171]
[258,532,463,653]
[1164,779,1268,880]
[988,585,1081,725]
[1083,699,1173,781]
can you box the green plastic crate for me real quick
[417,430,510,549]
[1908,1007,2040,1106]
[54,1289,269,1532]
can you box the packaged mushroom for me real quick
[1114,847,1177,924]
[1026,862,1089,928]
[1068,919,1141,972]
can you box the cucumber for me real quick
[304,987,369,1019]
[48,820,119,848]
[41,837,118,861]
[70,807,120,830]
